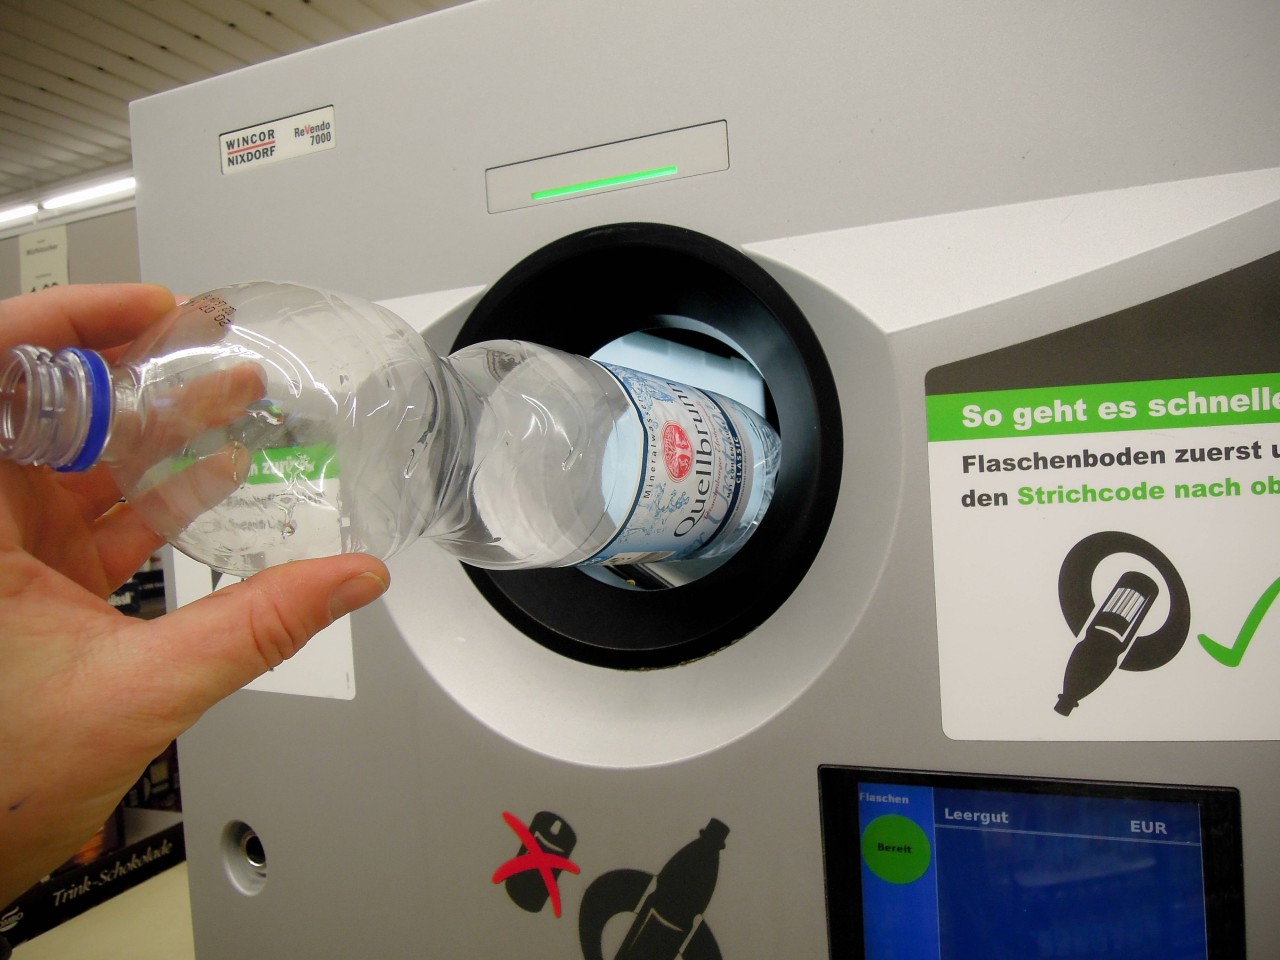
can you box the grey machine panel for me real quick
[131,0,1280,956]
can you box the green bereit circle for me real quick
[860,814,932,884]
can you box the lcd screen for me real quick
[818,767,1244,959]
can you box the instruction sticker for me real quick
[927,250,1280,741]
[169,550,356,701]
[220,105,335,175]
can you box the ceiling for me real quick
[0,0,467,211]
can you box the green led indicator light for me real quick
[531,165,679,201]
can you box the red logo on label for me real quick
[662,422,693,481]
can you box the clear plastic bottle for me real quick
[0,282,779,578]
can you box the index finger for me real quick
[0,284,176,353]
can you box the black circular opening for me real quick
[241,832,267,870]
[452,223,842,668]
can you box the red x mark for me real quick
[491,811,581,918]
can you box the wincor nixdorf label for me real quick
[219,105,335,175]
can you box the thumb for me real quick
[134,554,389,726]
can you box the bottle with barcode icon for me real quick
[1054,571,1159,715]
[0,281,779,577]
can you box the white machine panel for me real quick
[131,1,1280,956]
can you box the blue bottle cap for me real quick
[55,348,111,473]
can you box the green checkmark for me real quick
[1198,575,1280,667]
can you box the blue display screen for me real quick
[819,768,1243,960]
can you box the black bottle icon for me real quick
[614,819,728,960]
[1055,571,1158,715]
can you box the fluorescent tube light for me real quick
[0,203,38,226]
[42,176,136,211]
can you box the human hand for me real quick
[0,284,390,907]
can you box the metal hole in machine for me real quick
[222,820,267,896]
[452,222,842,670]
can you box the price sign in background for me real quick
[20,225,69,292]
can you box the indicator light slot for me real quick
[486,122,727,213]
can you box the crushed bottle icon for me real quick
[492,811,580,918]
[579,819,728,960]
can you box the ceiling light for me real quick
[0,203,38,226]
[41,176,136,211]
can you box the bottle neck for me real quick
[414,359,481,539]
[0,345,114,472]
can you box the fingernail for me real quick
[329,571,389,619]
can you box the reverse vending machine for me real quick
[132,1,1280,955]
